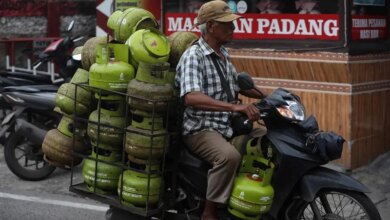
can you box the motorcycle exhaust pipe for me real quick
[14,118,48,145]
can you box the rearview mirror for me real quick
[237,72,254,90]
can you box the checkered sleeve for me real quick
[177,47,204,98]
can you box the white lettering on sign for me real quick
[167,17,199,32]
[324,20,339,37]
[360,30,370,39]
[353,18,386,28]
[360,29,380,39]
[368,19,386,28]
[235,18,253,34]
[352,17,386,40]
[353,19,368,28]
[165,14,340,40]
[257,18,338,37]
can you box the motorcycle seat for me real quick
[180,145,212,169]
[0,71,52,83]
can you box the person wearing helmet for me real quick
[175,1,267,219]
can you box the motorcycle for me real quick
[0,84,60,180]
[106,73,381,220]
[31,20,83,83]
[0,20,82,89]
[0,21,83,181]
[0,20,82,115]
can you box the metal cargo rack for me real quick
[67,82,181,218]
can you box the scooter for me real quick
[0,20,82,87]
[0,21,83,181]
[107,73,381,220]
[0,20,82,117]
[31,20,83,83]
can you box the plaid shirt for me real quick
[175,37,239,138]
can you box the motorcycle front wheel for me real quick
[4,131,56,181]
[292,189,381,220]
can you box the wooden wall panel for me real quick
[371,92,386,156]
[350,91,389,168]
[231,50,351,83]
[351,94,372,141]
[232,58,351,83]
[349,59,390,83]
[351,139,370,169]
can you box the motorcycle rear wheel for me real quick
[292,189,381,220]
[4,131,56,181]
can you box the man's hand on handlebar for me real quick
[232,104,260,121]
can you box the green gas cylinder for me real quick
[136,62,171,85]
[167,31,199,67]
[118,168,162,207]
[228,156,275,220]
[81,36,111,71]
[55,65,90,116]
[70,68,89,84]
[131,110,164,131]
[127,79,173,113]
[57,115,86,139]
[82,149,122,194]
[55,82,91,116]
[165,68,177,88]
[107,8,158,43]
[89,59,135,94]
[125,126,168,163]
[126,28,170,68]
[90,145,122,162]
[233,136,265,159]
[42,129,88,168]
[87,101,127,149]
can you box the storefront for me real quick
[158,0,390,169]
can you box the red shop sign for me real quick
[165,13,340,41]
[352,15,387,40]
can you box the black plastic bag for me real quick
[306,131,345,162]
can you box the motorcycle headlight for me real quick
[276,100,305,121]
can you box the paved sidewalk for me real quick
[349,151,390,220]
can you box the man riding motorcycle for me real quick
[175,1,268,219]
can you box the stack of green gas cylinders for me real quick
[67,6,175,210]
[111,7,172,209]
[83,41,135,194]
[42,68,91,169]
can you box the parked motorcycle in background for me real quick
[31,20,83,83]
[0,20,83,115]
[0,21,83,181]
